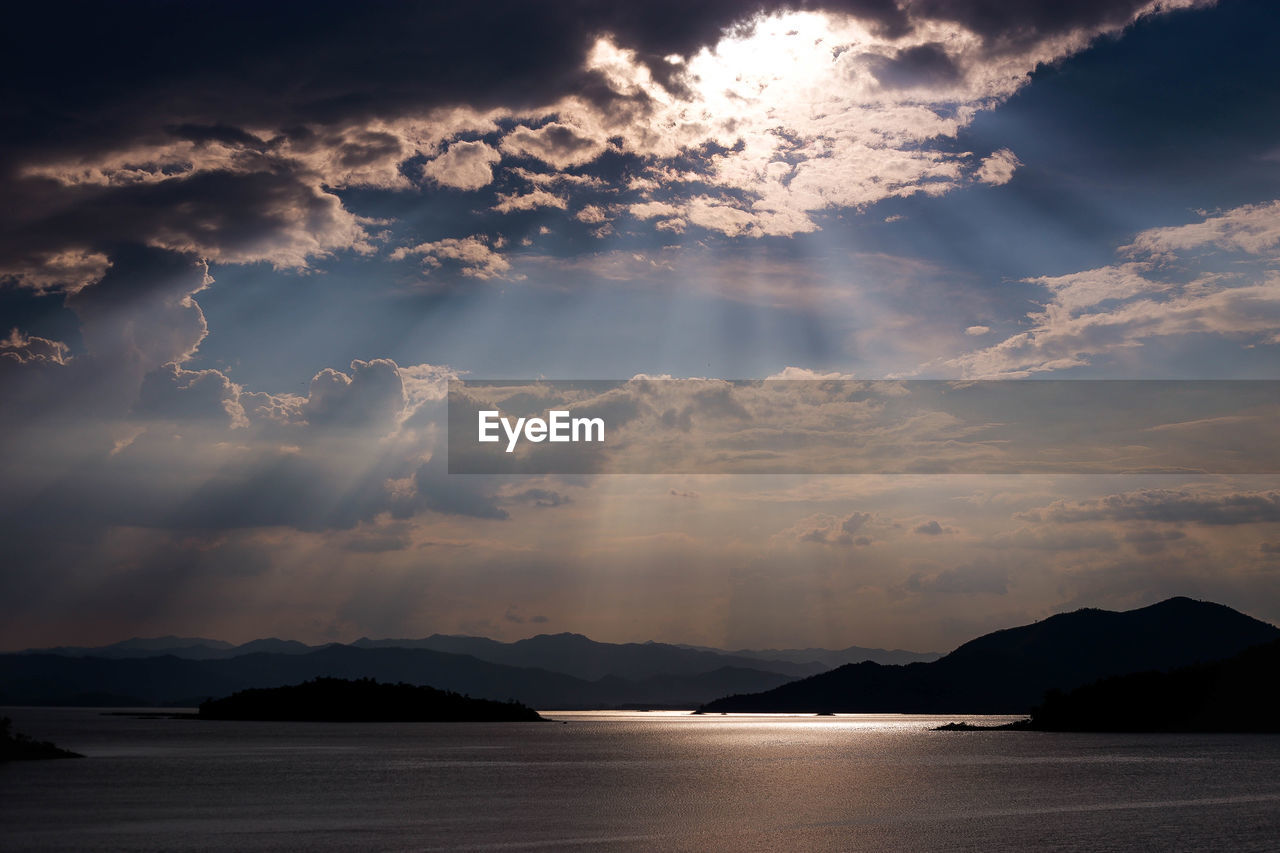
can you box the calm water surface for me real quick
[2,707,1278,851]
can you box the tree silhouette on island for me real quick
[198,677,545,722]
[0,717,82,760]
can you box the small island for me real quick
[198,677,546,722]
[1,717,83,760]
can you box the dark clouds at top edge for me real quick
[905,0,1160,48]
[0,1,764,155]
[0,0,1172,157]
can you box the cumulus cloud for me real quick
[302,359,407,429]
[781,511,881,546]
[913,520,954,535]
[0,330,70,366]
[765,367,856,380]
[503,488,573,508]
[500,121,610,169]
[492,188,568,213]
[422,140,502,190]
[392,236,513,280]
[976,149,1021,185]
[135,363,245,427]
[575,205,610,224]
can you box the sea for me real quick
[2,708,1278,851]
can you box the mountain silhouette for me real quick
[0,645,796,709]
[349,632,832,679]
[13,632,932,679]
[18,636,327,661]
[1025,637,1280,732]
[671,643,940,668]
[700,597,1280,713]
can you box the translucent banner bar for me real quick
[447,380,1280,474]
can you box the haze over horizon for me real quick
[4,1,1280,653]
[14,594,1276,657]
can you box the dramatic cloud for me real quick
[0,0,1215,290]
[10,0,1280,651]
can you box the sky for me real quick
[3,0,1280,652]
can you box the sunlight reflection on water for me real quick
[2,708,1277,852]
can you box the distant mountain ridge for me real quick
[0,645,798,709]
[670,643,940,668]
[349,633,836,679]
[17,632,935,680]
[700,597,1280,714]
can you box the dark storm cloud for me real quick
[0,0,1209,288]
[1,169,366,274]
[165,124,270,149]
[869,42,962,89]
[0,1,1182,160]
[0,1,768,159]
[906,0,1167,49]
[0,247,213,427]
